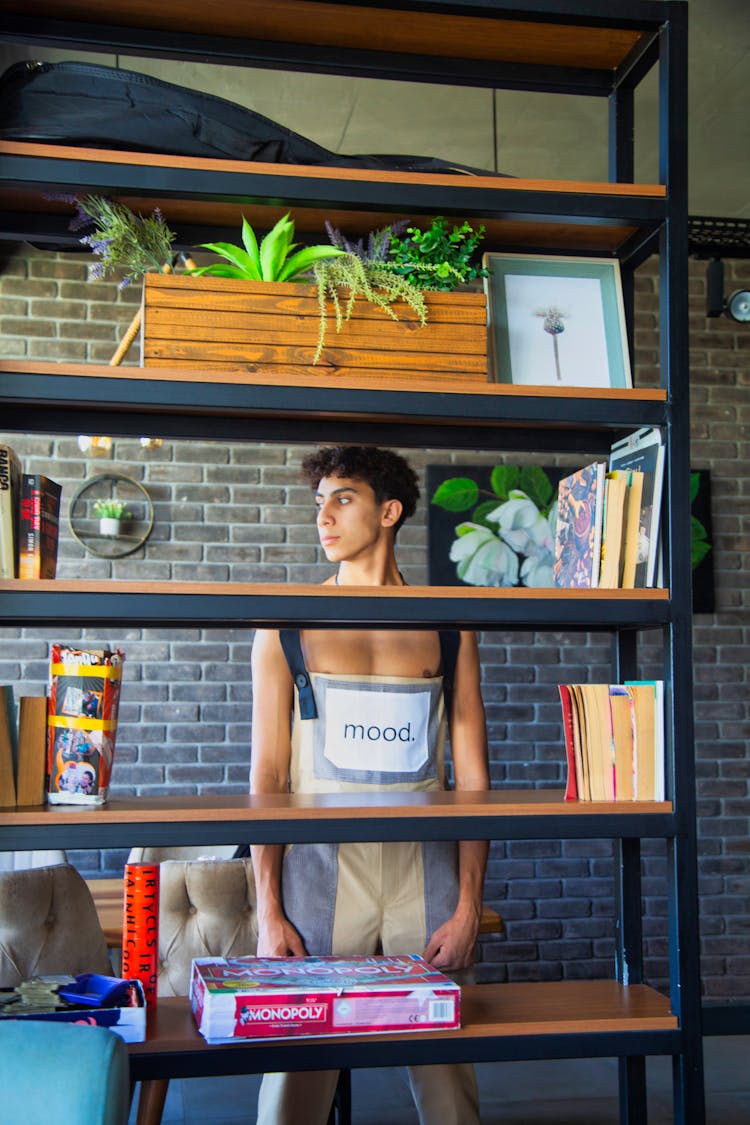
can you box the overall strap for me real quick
[278,629,318,719]
[279,628,459,723]
[438,629,460,723]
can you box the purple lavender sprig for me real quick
[325,219,408,265]
[57,194,176,287]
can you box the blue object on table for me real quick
[57,973,135,1008]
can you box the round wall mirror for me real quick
[69,473,154,558]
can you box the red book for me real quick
[18,473,62,579]
[558,684,578,801]
[122,863,160,1006]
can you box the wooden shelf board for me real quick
[0,359,668,402]
[1,143,664,253]
[0,578,670,602]
[4,2,652,71]
[2,790,672,825]
[0,142,666,198]
[3,190,642,254]
[129,983,677,1065]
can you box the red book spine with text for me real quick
[122,863,160,1006]
[18,473,62,579]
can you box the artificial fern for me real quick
[312,253,428,364]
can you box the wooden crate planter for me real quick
[141,274,488,382]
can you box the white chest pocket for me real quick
[311,677,441,785]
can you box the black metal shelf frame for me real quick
[0,150,670,227]
[0,368,669,452]
[3,1,666,93]
[0,2,703,1121]
[1,807,677,852]
[0,588,671,631]
[130,1025,684,1084]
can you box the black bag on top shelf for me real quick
[0,59,503,178]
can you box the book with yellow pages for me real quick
[625,680,665,801]
[607,468,645,587]
[599,474,629,588]
[558,680,663,802]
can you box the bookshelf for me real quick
[0,2,702,1121]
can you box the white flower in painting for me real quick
[520,552,555,587]
[484,490,556,588]
[449,523,520,587]
[486,490,554,553]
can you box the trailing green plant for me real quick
[93,499,132,520]
[188,213,345,282]
[62,194,176,287]
[311,253,428,364]
[387,216,487,291]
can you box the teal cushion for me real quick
[0,1021,129,1124]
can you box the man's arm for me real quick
[423,629,490,972]
[249,629,307,957]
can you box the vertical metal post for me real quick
[609,71,636,367]
[613,633,648,1124]
[659,6,705,1123]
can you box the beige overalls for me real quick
[256,643,480,1125]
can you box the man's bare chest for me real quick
[301,629,442,679]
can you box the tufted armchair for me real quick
[0,862,112,986]
[156,857,258,995]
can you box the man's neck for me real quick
[335,556,404,587]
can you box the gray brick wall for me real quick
[0,245,748,1000]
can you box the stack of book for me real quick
[0,442,62,580]
[553,427,665,589]
[559,680,665,802]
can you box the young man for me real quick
[250,446,489,1125]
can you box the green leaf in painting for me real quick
[518,465,555,512]
[472,499,502,528]
[431,477,479,511]
[691,515,711,569]
[489,465,519,500]
[690,471,701,505]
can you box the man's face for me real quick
[314,475,394,563]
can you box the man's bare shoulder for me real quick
[251,628,288,669]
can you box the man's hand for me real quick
[422,902,480,972]
[256,912,307,958]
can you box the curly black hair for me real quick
[300,446,420,533]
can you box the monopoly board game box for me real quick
[190,954,460,1044]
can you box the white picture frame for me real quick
[483,252,633,389]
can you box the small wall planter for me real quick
[141,274,488,382]
[98,517,123,537]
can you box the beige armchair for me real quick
[0,863,112,987]
[156,857,258,996]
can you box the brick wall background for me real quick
[1,244,748,1000]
